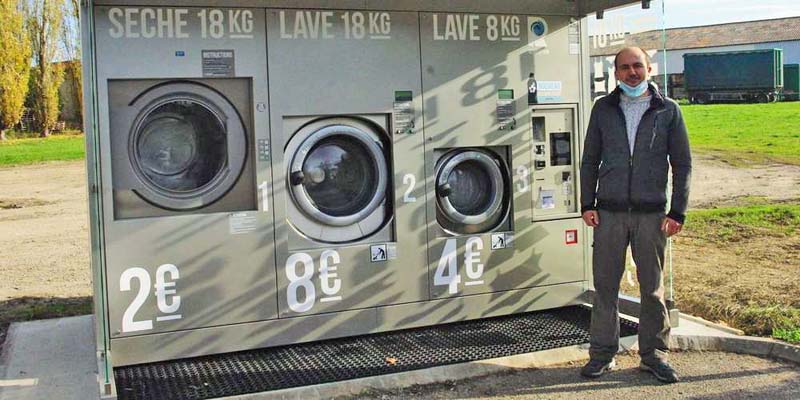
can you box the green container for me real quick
[684,49,784,91]
[784,64,800,101]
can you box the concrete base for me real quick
[0,316,99,400]
[0,312,797,400]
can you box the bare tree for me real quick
[0,0,32,140]
[26,0,65,137]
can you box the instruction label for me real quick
[202,50,235,77]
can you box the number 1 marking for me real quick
[259,181,269,212]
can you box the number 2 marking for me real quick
[120,268,153,333]
[403,174,417,203]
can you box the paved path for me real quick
[356,351,800,400]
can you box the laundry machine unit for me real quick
[83,0,609,374]
[89,6,277,365]
[419,12,586,305]
[266,9,428,320]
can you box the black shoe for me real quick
[580,358,616,378]
[640,359,680,383]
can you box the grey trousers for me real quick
[589,210,670,363]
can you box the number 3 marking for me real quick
[516,165,530,193]
[403,173,417,203]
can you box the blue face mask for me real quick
[619,80,649,97]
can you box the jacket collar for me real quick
[608,82,665,110]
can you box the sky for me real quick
[588,0,800,35]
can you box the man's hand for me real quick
[661,217,683,237]
[582,210,600,227]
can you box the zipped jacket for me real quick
[580,84,692,223]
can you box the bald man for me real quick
[579,47,692,383]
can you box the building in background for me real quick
[58,60,82,127]
[590,16,800,99]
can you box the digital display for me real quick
[497,89,514,100]
[395,90,413,102]
[532,117,545,142]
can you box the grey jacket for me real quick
[580,84,692,223]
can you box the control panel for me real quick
[530,104,578,219]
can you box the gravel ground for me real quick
[354,351,800,400]
[1,158,799,399]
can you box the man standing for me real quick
[579,47,691,383]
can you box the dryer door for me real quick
[127,82,247,210]
[436,149,509,234]
[287,118,389,243]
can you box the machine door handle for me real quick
[437,183,452,198]
[290,171,305,186]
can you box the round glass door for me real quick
[128,83,246,210]
[436,149,508,234]
[135,100,226,192]
[289,124,388,227]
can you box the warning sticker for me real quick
[386,243,398,260]
[229,212,257,235]
[504,233,515,248]
[370,244,388,262]
[393,101,414,134]
[202,50,235,77]
[491,233,507,250]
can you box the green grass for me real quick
[681,102,800,165]
[677,200,800,343]
[686,202,800,243]
[774,328,800,344]
[0,134,85,166]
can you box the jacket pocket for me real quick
[597,165,627,203]
[649,110,671,152]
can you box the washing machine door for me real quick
[287,118,389,242]
[127,82,247,210]
[436,149,508,234]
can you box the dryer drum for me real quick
[134,101,226,192]
[436,149,508,234]
[126,83,247,211]
[289,124,388,227]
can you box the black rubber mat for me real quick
[115,306,638,400]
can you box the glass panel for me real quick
[302,136,378,217]
[136,100,227,193]
[588,0,668,100]
[446,160,494,216]
[588,1,674,307]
